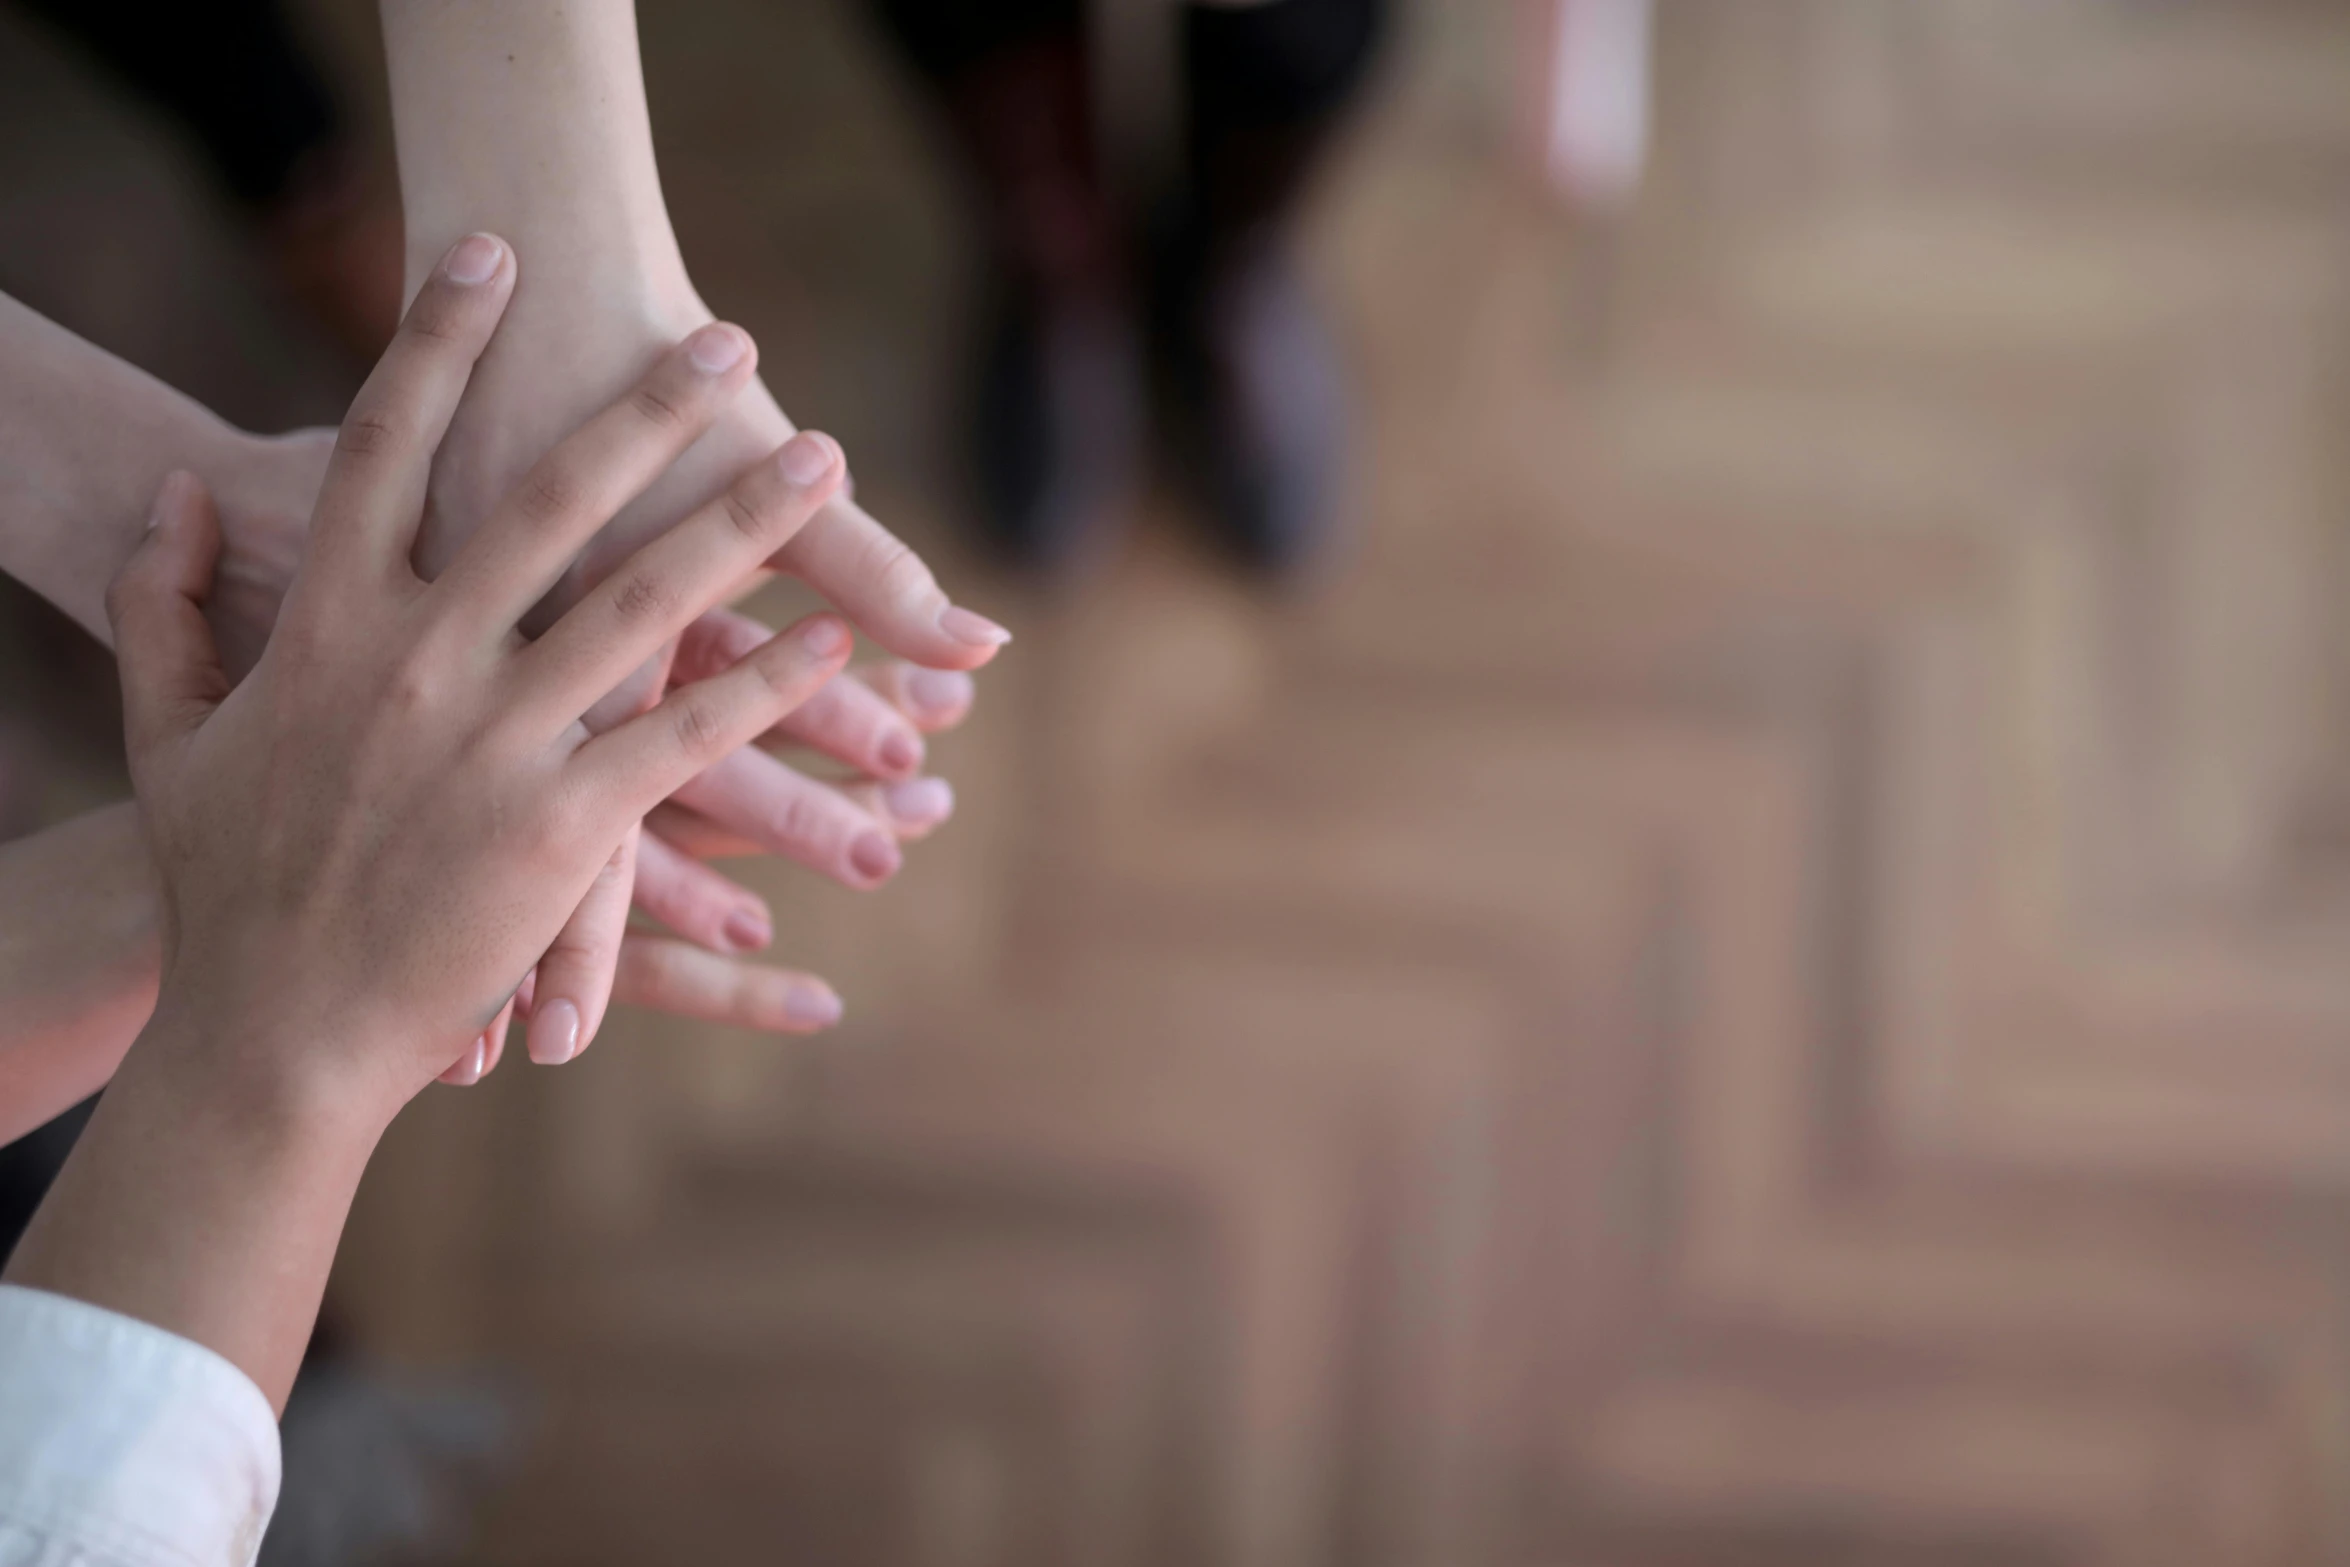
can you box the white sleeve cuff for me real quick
[0,1283,279,1567]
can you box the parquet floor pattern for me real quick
[324,2,2350,1564]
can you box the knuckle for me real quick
[859,532,938,607]
[720,488,774,546]
[762,790,839,857]
[400,288,471,343]
[629,381,689,430]
[526,785,590,865]
[609,567,678,626]
[383,655,439,714]
[671,692,731,759]
[336,411,402,461]
[515,467,581,527]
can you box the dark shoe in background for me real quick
[975,276,1144,572]
[924,29,1147,573]
[1154,222,1348,582]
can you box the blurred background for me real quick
[8,0,2350,1562]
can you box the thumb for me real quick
[107,471,232,771]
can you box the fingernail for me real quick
[722,907,772,952]
[878,729,924,775]
[785,986,844,1028]
[904,668,974,717]
[443,233,503,285]
[849,830,901,881]
[801,616,850,658]
[883,777,954,826]
[448,1037,487,1086]
[778,431,837,487]
[687,323,748,375]
[148,470,193,532]
[528,998,581,1066]
[938,606,1012,649]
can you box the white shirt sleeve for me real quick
[0,1285,279,1567]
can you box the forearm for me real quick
[0,805,162,1145]
[0,294,249,644]
[384,0,689,304]
[3,1011,388,1415]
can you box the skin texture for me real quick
[0,291,983,1058]
[6,235,881,1411]
[0,291,316,675]
[0,805,161,1145]
[0,651,972,1141]
[380,0,1010,1059]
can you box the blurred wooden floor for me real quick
[13,0,2350,1563]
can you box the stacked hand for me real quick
[191,252,994,1073]
[113,233,878,1109]
[5,236,925,1406]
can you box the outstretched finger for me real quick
[305,233,514,587]
[566,613,851,838]
[514,434,846,732]
[768,493,1011,671]
[851,662,977,733]
[429,323,758,631]
[438,993,515,1087]
[666,744,903,891]
[614,937,843,1033]
[634,830,772,953]
[525,826,639,1066]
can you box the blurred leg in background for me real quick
[1167,0,1384,576]
[870,0,1384,579]
[14,0,402,359]
[870,0,1133,572]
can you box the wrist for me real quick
[6,997,387,1413]
[128,988,408,1153]
[403,207,691,311]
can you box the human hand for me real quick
[197,436,974,907]
[106,233,858,1120]
[0,805,161,1147]
[401,258,1006,1066]
[445,630,979,1084]
[409,268,1009,667]
[198,418,986,1072]
[596,629,977,983]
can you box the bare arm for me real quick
[0,295,288,649]
[0,806,159,1146]
[7,237,856,1411]
[379,0,1008,666]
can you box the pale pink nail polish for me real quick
[722,908,772,952]
[849,831,901,881]
[443,233,502,284]
[528,998,581,1066]
[904,668,973,715]
[938,606,1012,648]
[877,730,924,775]
[687,324,747,375]
[448,1038,487,1086]
[784,987,843,1028]
[778,431,837,486]
[801,617,850,657]
[883,777,954,825]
